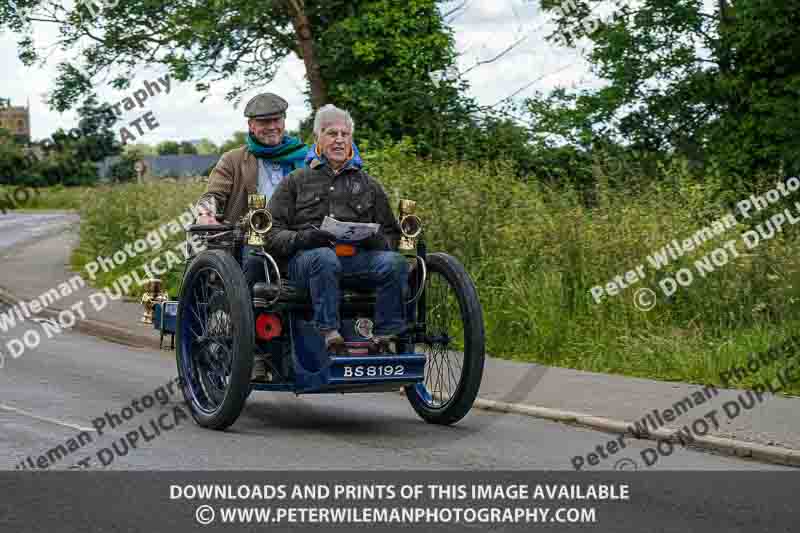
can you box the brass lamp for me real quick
[397,199,422,257]
[140,279,169,325]
[243,194,273,246]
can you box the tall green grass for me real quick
[66,154,800,392]
[70,182,205,299]
[368,146,800,393]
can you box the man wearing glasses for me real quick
[264,104,407,356]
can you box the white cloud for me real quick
[0,1,602,146]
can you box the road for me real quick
[0,211,78,250]
[0,212,787,472]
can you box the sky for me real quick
[0,0,605,147]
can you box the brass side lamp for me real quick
[397,199,422,257]
[140,279,169,325]
[243,194,273,246]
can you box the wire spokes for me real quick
[418,267,465,408]
[183,266,236,412]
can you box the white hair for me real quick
[313,104,355,138]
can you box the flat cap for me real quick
[244,93,288,119]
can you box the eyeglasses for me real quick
[324,128,352,140]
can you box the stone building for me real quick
[0,98,31,142]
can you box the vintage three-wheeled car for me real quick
[148,195,485,430]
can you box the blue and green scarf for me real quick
[246,133,307,175]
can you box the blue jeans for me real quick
[288,247,408,336]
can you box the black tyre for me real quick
[406,252,485,425]
[176,250,254,430]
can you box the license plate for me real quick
[343,364,405,378]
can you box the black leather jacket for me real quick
[263,163,401,260]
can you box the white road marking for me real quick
[0,403,96,432]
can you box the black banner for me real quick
[0,471,795,532]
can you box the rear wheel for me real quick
[406,252,485,425]
[176,250,254,430]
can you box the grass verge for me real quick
[56,155,800,394]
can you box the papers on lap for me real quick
[320,216,380,242]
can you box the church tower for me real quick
[0,98,32,142]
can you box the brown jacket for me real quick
[197,146,260,224]
[263,163,401,260]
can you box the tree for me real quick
[156,141,181,156]
[219,132,248,154]
[0,130,41,185]
[533,0,800,185]
[3,0,471,149]
[312,0,477,151]
[5,0,328,109]
[108,153,138,183]
[124,143,156,157]
[194,138,219,155]
[67,95,121,163]
[179,141,198,155]
[3,96,118,186]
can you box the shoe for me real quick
[325,333,349,356]
[367,336,396,355]
[251,356,268,382]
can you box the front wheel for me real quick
[176,250,254,430]
[406,252,485,425]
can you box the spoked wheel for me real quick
[406,252,485,425]
[176,250,254,430]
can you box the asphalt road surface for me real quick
[0,211,78,250]
[0,213,788,472]
[0,325,792,471]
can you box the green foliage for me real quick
[712,2,800,178]
[71,182,207,298]
[219,132,247,154]
[34,148,99,187]
[319,0,476,152]
[156,141,181,156]
[0,130,36,184]
[534,0,800,188]
[0,132,102,188]
[124,143,156,157]
[179,141,198,155]
[0,184,93,211]
[108,153,138,183]
[71,95,121,163]
[1,96,121,187]
[194,138,219,155]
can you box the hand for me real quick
[295,229,336,251]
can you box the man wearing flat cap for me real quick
[195,92,307,381]
[196,93,307,225]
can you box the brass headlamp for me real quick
[397,199,422,257]
[243,194,273,246]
